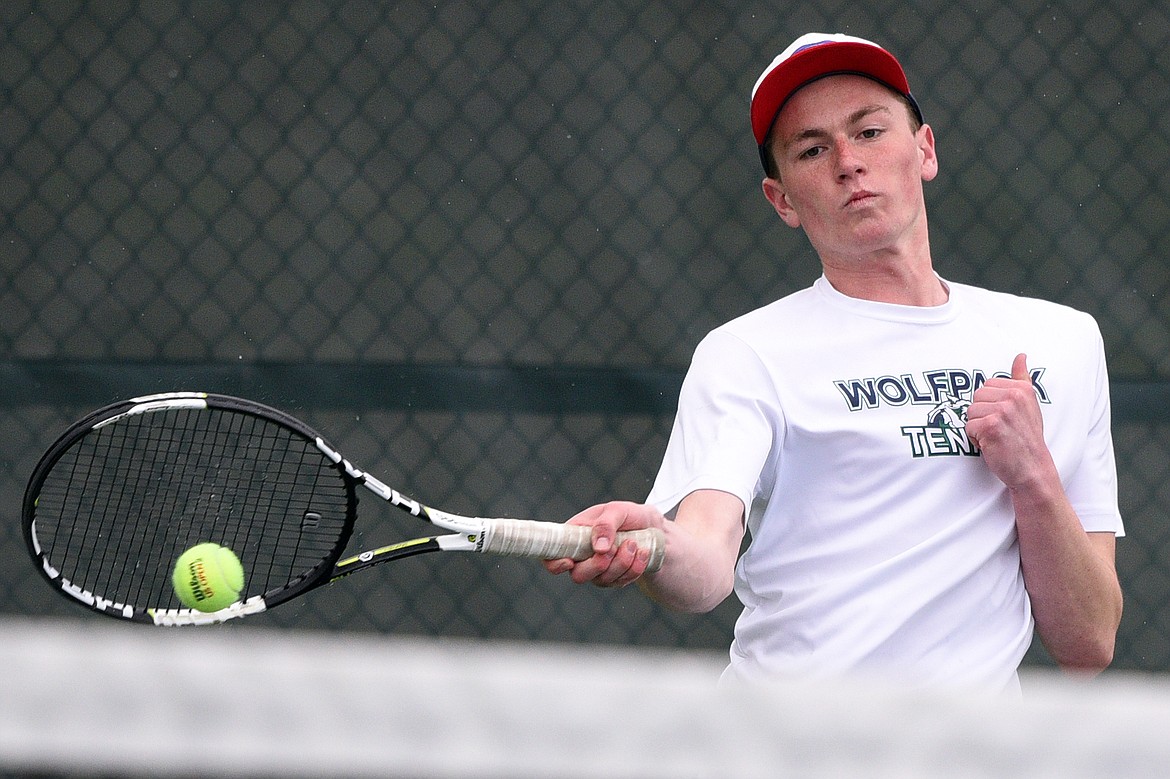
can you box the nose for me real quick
[835,139,865,179]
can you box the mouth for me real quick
[845,191,878,208]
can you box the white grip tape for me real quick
[482,519,665,572]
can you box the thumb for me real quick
[591,524,614,554]
[1012,352,1029,382]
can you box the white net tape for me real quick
[3,617,1169,777]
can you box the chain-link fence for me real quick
[3,0,1169,671]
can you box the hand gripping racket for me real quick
[23,392,665,626]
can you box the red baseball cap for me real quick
[751,33,923,166]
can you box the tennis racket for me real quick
[23,392,665,626]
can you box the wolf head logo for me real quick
[926,395,970,430]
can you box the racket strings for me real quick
[46,430,114,595]
[224,412,346,595]
[37,416,177,607]
[271,434,338,587]
[34,406,352,611]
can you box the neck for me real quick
[818,235,946,306]
[822,262,948,306]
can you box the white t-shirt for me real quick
[646,276,1124,691]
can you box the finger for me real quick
[594,540,641,587]
[569,556,610,585]
[591,523,613,554]
[543,558,574,575]
[561,502,620,556]
[1012,352,1029,382]
[586,501,645,554]
[567,538,621,584]
[616,544,653,586]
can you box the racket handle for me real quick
[483,518,665,573]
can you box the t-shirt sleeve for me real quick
[645,328,782,518]
[1064,319,1125,536]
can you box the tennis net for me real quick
[3,616,1169,777]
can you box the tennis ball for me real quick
[172,542,245,612]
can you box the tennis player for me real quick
[545,33,1124,692]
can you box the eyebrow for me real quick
[781,104,892,151]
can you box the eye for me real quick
[859,127,882,140]
[799,145,826,160]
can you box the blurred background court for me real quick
[2,0,1170,773]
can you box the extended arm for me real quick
[544,489,745,613]
[966,353,1123,674]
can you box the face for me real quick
[762,75,938,263]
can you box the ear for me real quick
[918,124,938,182]
[762,177,801,228]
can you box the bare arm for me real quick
[543,489,745,614]
[966,353,1123,674]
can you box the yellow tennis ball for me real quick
[172,542,245,612]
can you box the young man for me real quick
[545,33,1123,691]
